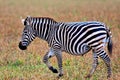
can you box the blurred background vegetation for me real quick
[0,0,120,80]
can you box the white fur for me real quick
[47,49,55,58]
[20,17,25,25]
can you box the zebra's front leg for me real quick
[54,50,63,78]
[43,49,58,73]
[85,52,98,78]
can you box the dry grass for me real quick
[0,0,120,80]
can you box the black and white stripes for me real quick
[19,16,112,78]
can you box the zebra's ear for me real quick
[21,19,25,25]
[26,15,32,26]
[20,16,25,25]
[27,15,31,18]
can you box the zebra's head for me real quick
[19,16,36,50]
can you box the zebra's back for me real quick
[56,21,108,55]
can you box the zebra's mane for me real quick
[32,17,57,23]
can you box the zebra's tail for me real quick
[106,27,113,56]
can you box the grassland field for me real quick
[0,0,120,80]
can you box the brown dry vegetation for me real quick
[0,0,120,80]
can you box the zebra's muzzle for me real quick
[19,42,27,50]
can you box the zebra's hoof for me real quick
[52,69,58,73]
[49,66,58,73]
[59,73,63,77]
[85,74,92,78]
[107,75,111,79]
[57,73,63,78]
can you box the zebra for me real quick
[19,16,112,78]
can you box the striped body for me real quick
[19,16,112,78]
[54,21,108,55]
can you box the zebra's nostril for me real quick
[18,42,27,50]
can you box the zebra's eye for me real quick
[24,31,27,34]
[23,30,28,35]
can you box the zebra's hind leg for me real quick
[97,50,111,78]
[85,50,98,78]
[43,48,58,73]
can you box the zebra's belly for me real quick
[63,43,91,55]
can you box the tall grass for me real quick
[0,0,120,80]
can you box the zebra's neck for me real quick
[31,17,57,41]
